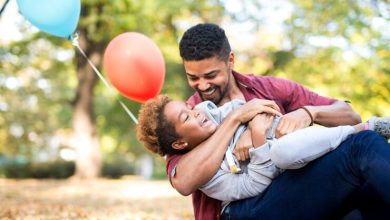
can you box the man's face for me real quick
[184,55,233,105]
[164,100,217,150]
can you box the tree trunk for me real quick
[71,29,104,179]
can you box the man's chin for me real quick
[201,93,221,104]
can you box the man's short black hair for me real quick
[179,23,231,62]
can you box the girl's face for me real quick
[164,100,217,150]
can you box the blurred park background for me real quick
[0,0,389,219]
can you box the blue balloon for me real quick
[16,0,80,38]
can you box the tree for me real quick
[58,0,227,178]
[232,0,389,118]
[1,0,227,178]
[2,0,387,179]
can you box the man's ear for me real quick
[228,52,235,69]
[172,140,188,150]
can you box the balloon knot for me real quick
[69,32,79,47]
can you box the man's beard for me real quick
[199,85,228,106]
[198,72,231,105]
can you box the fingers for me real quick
[243,148,249,160]
[259,106,282,116]
[261,100,281,112]
[251,99,281,112]
[248,99,282,116]
[238,151,245,161]
[275,119,291,138]
[234,148,250,161]
[233,148,241,160]
[275,115,304,138]
[235,99,282,124]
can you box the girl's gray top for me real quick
[194,99,355,208]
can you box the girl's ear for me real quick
[172,140,188,150]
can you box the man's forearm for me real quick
[171,113,241,196]
[307,100,361,127]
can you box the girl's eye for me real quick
[184,114,189,122]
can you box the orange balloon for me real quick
[103,32,165,103]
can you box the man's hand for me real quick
[233,99,281,124]
[275,108,312,138]
[234,129,252,161]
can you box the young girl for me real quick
[136,95,390,210]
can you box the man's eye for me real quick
[205,74,216,79]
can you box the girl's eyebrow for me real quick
[178,110,185,121]
[185,103,193,109]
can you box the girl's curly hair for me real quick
[136,95,184,156]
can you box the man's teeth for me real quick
[203,88,215,95]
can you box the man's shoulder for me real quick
[233,71,286,86]
[166,154,182,164]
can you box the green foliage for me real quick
[0,159,75,179]
[151,156,168,180]
[251,0,390,119]
[0,35,75,158]
[1,0,389,178]
[86,0,226,160]
[1,0,227,169]
[101,154,135,179]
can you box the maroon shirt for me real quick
[166,71,337,220]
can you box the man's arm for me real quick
[276,101,361,137]
[171,99,281,195]
[305,100,361,127]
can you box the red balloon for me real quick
[103,32,165,103]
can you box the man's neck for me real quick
[218,76,245,106]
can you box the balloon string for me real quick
[70,33,138,124]
[0,0,10,17]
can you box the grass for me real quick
[0,176,193,220]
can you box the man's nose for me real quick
[198,79,210,91]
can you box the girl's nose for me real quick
[192,110,200,117]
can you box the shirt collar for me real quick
[232,70,253,89]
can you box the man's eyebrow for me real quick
[186,72,197,78]
[186,70,217,78]
[205,70,217,75]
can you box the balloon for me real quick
[103,32,165,103]
[16,0,80,37]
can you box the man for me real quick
[166,23,389,219]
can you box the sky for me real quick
[0,0,32,44]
